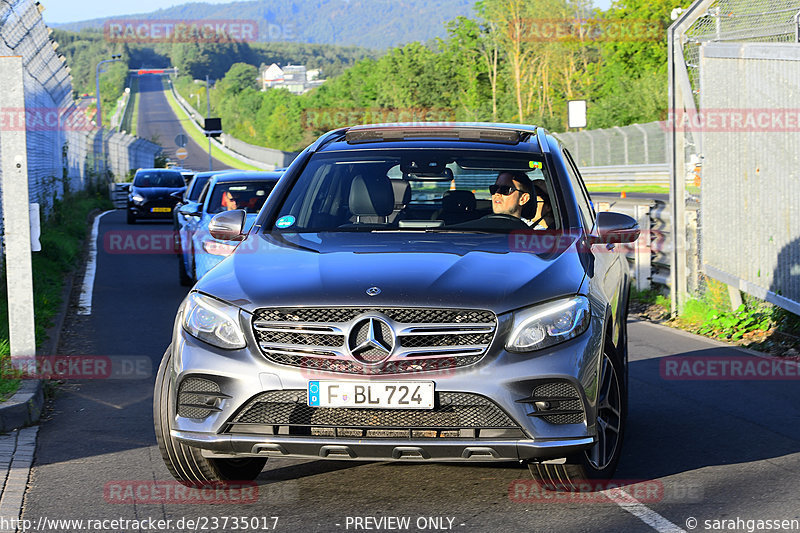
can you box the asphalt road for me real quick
[136,74,228,172]
[19,210,800,533]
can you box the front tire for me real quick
[528,348,626,491]
[153,347,267,483]
[127,210,136,224]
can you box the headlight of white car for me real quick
[506,296,590,352]
[181,292,246,350]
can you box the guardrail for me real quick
[581,164,670,186]
[166,81,278,171]
[593,196,699,292]
[109,182,131,208]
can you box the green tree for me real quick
[219,63,258,95]
[590,0,674,127]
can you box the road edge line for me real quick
[604,488,686,533]
[77,210,114,316]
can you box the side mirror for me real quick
[209,210,246,241]
[593,211,640,244]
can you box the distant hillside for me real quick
[54,0,478,50]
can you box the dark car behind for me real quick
[127,169,186,224]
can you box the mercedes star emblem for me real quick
[348,317,395,365]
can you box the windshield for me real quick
[133,171,184,188]
[269,150,559,233]
[207,181,277,214]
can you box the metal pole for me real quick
[667,0,715,316]
[0,57,37,362]
[207,75,212,171]
[795,10,800,43]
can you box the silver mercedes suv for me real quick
[154,123,639,490]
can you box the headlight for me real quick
[131,194,145,204]
[181,292,246,350]
[506,296,590,352]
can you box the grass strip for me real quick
[586,185,669,194]
[0,190,113,400]
[161,79,261,171]
[123,76,140,137]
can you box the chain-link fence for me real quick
[669,0,800,315]
[556,122,668,167]
[0,0,161,230]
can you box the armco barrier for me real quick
[167,79,298,170]
[592,196,700,292]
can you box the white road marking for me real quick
[77,210,114,316]
[603,487,686,533]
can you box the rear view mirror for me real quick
[209,210,246,241]
[593,212,639,244]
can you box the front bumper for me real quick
[129,203,176,219]
[167,306,606,463]
[173,430,595,461]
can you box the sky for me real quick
[42,0,612,24]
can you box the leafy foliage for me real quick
[0,191,113,398]
[167,0,674,152]
[52,29,130,125]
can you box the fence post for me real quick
[0,56,37,361]
[633,123,649,164]
[634,204,652,291]
[614,126,629,165]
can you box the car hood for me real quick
[195,231,588,315]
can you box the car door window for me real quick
[562,149,595,231]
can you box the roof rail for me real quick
[344,123,537,145]
[309,127,350,152]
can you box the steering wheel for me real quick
[483,213,530,229]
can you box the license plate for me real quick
[151,207,172,213]
[308,381,434,409]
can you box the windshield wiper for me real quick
[368,228,502,235]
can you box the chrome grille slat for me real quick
[256,345,345,358]
[252,307,497,375]
[396,346,488,358]
[398,324,495,335]
[253,323,344,334]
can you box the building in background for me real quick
[259,63,325,95]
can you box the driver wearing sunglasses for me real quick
[490,171,533,220]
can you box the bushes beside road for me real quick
[0,190,113,400]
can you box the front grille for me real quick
[252,307,497,374]
[227,390,519,437]
[517,381,585,425]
